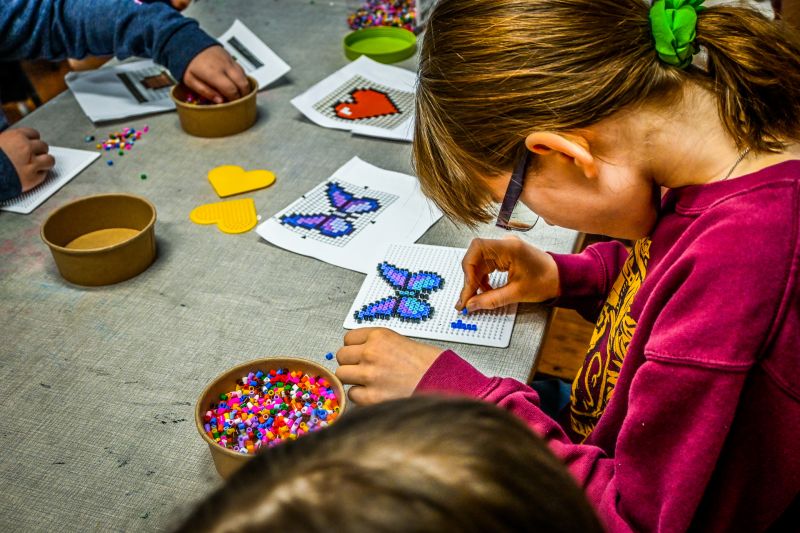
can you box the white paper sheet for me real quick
[65,59,177,122]
[0,147,100,214]
[343,243,518,348]
[290,56,416,142]
[256,157,441,273]
[219,20,291,90]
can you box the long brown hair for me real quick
[413,0,800,226]
[174,396,603,533]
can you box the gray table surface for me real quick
[0,1,578,530]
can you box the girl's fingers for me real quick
[17,127,40,140]
[457,272,482,310]
[335,345,362,365]
[33,153,55,172]
[346,385,373,405]
[335,365,366,387]
[466,283,518,312]
[204,72,241,102]
[343,327,379,346]
[30,139,49,156]
[185,72,224,104]
[226,65,250,97]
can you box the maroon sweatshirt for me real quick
[416,161,800,531]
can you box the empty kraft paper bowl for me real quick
[40,193,157,286]
[195,357,347,479]
[170,75,258,138]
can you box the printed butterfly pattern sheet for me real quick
[279,180,397,247]
[344,244,518,348]
[290,56,415,142]
[256,157,442,273]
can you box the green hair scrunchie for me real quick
[649,0,705,68]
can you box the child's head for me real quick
[414,0,800,231]
[176,396,602,533]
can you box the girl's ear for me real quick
[525,132,598,179]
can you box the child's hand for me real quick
[183,46,250,104]
[336,328,443,405]
[458,236,560,313]
[0,128,55,192]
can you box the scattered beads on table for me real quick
[106,160,113,166]
[84,135,95,142]
[96,126,149,159]
[140,174,147,180]
[203,368,341,454]
[348,0,417,31]
[450,319,477,331]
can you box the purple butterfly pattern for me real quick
[354,262,444,323]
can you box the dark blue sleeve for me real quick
[0,0,219,82]
[0,149,22,202]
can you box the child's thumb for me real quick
[465,285,515,313]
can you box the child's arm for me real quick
[0,0,245,99]
[548,240,631,322]
[415,350,752,532]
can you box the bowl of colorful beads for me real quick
[195,357,346,478]
[170,75,258,138]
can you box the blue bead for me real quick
[325,352,334,360]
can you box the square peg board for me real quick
[343,243,518,348]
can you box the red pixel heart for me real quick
[334,88,399,121]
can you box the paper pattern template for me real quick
[256,157,442,273]
[278,180,398,247]
[312,76,414,131]
[291,56,415,142]
[65,60,177,122]
[0,147,100,214]
[218,20,291,90]
[344,243,518,348]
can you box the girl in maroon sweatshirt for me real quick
[335,0,800,530]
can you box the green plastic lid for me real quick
[343,27,417,64]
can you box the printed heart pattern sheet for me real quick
[291,56,415,141]
[312,76,412,131]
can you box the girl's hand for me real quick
[458,236,560,313]
[183,46,250,104]
[0,128,54,193]
[335,328,443,405]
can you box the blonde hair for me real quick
[413,0,800,226]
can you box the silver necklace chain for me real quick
[722,147,752,181]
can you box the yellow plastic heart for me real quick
[189,198,258,234]
[208,165,276,197]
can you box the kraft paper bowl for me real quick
[40,193,157,286]
[170,76,258,138]
[195,357,346,479]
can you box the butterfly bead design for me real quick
[354,262,444,323]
